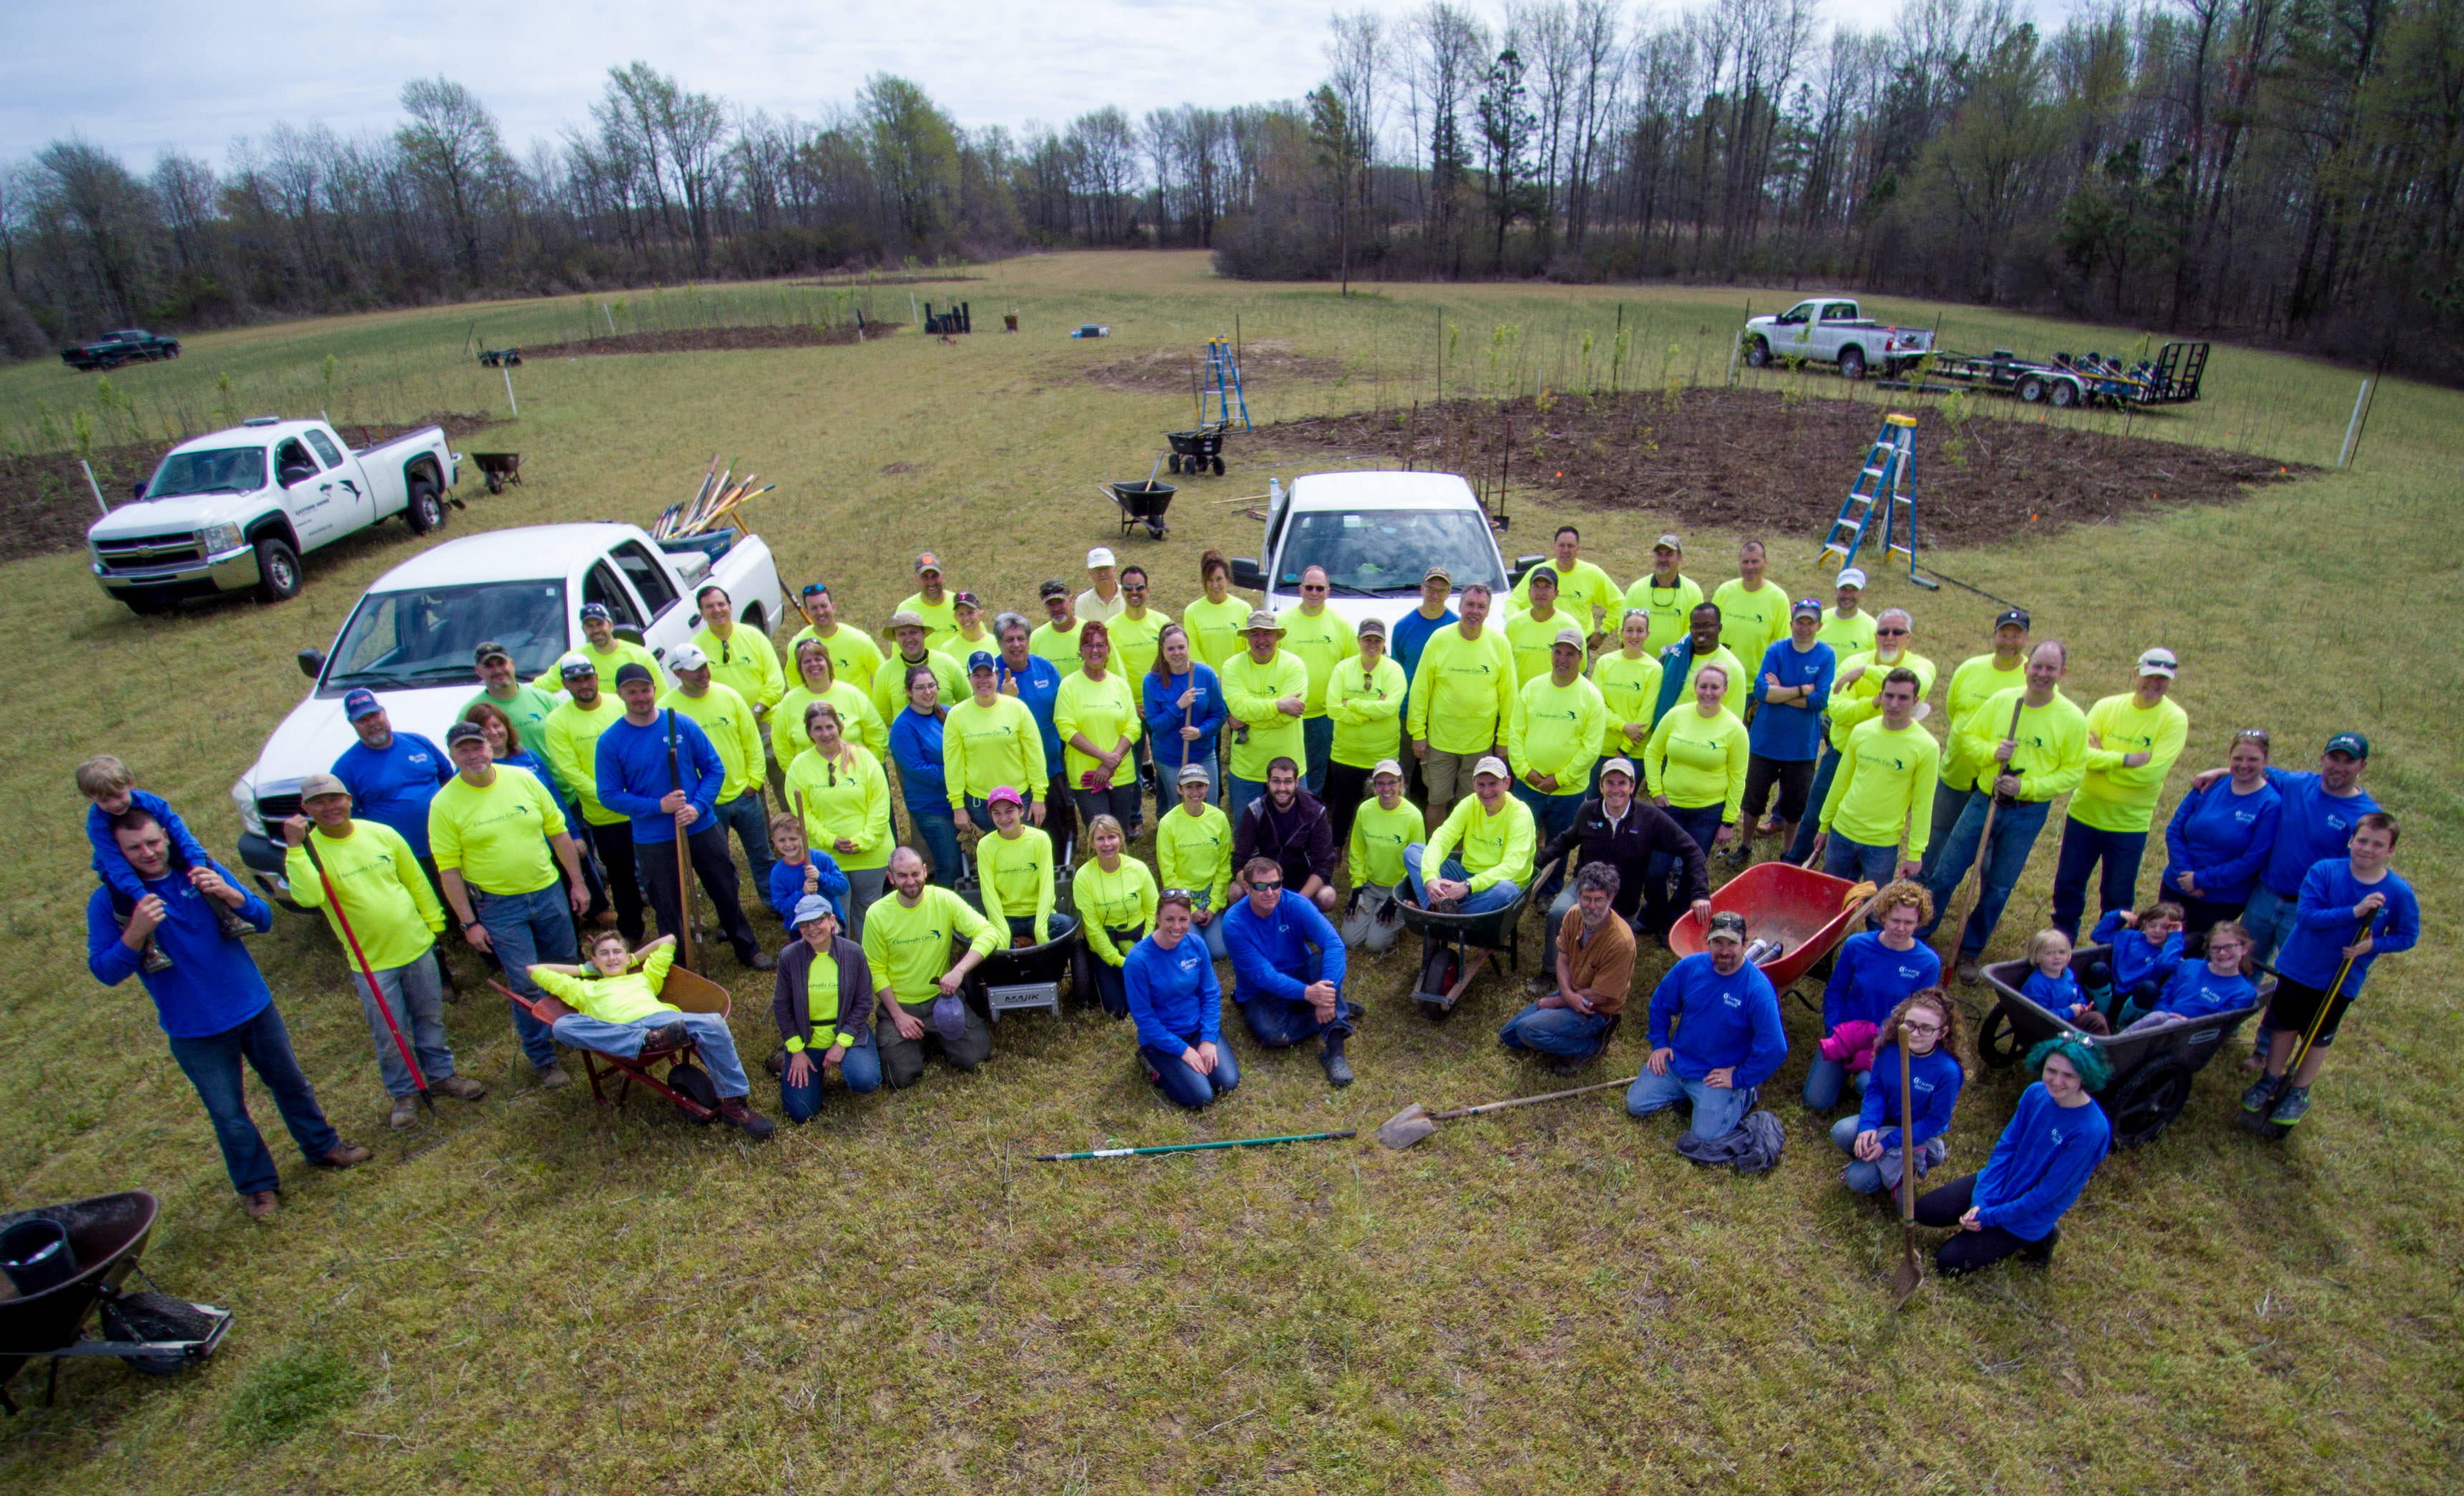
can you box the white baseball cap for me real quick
[1836,567,1867,589]
[2137,646,2179,679]
[1086,546,1116,568]
[1473,755,1510,780]
[667,643,708,671]
[1372,758,1404,779]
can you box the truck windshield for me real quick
[324,580,569,692]
[1277,508,1507,594]
[146,447,266,498]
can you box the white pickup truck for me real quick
[1741,297,1935,380]
[1230,470,1537,631]
[87,416,460,613]
[229,520,785,902]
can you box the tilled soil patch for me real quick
[1079,339,1347,394]
[1261,388,2308,548]
[1,412,503,563]
[558,323,901,356]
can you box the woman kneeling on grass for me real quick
[1124,890,1239,1110]
[1833,989,1964,1195]
[528,931,774,1139]
[1914,1036,2110,1276]
[1072,814,1158,1019]
[770,895,881,1120]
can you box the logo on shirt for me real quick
[2048,1127,2067,1144]
[1896,965,1924,980]
[1720,993,1741,1009]
[1911,1076,1936,1093]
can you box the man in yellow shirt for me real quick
[864,847,999,1088]
[1220,610,1309,827]
[786,581,885,689]
[1509,627,1609,846]
[1281,566,1359,794]
[894,552,959,650]
[1928,607,2031,868]
[659,643,772,895]
[1405,757,1536,915]
[870,608,966,737]
[1029,580,1087,678]
[1509,525,1620,643]
[1503,567,1583,684]
[576,602,659,684]
[1108,565,1169,679]
[1806,668,1940,885]
[1621,534,1704,652]
[691,583,784,720]
[1709,540,1791,676]
[542,656,643,942]
[1817,567,1878,662]
[2051,647,2190,939]
[1406,583,1518,832]
[1786,606,1935,865]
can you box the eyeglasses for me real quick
[1901,1021,1944,1036]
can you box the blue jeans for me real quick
[2050,817,2146,939]
[2241,883,2299,1056]
[908,807,963,888]
[1823,833,1903,886]
[1917,792,2051,958]
[359,955,456,1097]
[715,790,776,893]
[1652,802,1725,909]
[1625,1067,1755,1142]
[1303,715,1334,794]
[1512,783,1586,894]
[779,1031,885,1120]
[1402,844,1520,915]
[1238,987,1359,1047]
[1785,744,1841,864]
[1142,1036,1241,1109]
[1801,1054,1871,1112]
[1921,779,1971,875]
[165,1002,340,1196]
[1226,773,1266,831]
[470,885,574,1069]
[548,1011,752,1097]
[1830,1113,1941,1195]
[1188,899,1232,958]
[1498,1004,1613,1057]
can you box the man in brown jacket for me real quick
[1497,861,1635,1074]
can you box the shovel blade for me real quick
[1375,1103,1438,1150]
[1889,1241,1926,1309]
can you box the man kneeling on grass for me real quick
[864,847,1000,1089]
[1626,910,1787,1142]
[1223,856,1357,1088]
[1498,861,1634,1074]
[527,932,775,1139]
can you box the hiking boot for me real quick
[389,1094,419,1130]
[763,1048,787,1079]
[744,948,778,972]
[213,903,255,940]
[1547,1053,1588,1077]
[140,938,173,974]
[718,1097,776,1140]
[1319,1039,1354,1089]
[1524,972,1556,998]
[1956,956,1982,986]
[638,1021,690,1054]
[2269,1085,2313,1127]
[536,1062,572,1090]
[2017,1226,2060,1266]
[2241,1078,2279,1114]
[432,1074,488,1102]
[243,1190,279,1221]
[1430,893,1463,915]
[316,1142,371,1169]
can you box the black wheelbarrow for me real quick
[1165,424,1230,476]
[1395,862,1548,1021]
[477,347,523,367]
[1104,480,1177,540]
[0,1191,233,1413]
[958,885,1083,1021]
[470,452,523,494]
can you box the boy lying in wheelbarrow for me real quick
[526,933,775,1138]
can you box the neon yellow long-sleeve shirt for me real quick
[941,692,1046,809]
[1054,669,1143,788]
[870,648,965,731]
[1155,801,1233,909]
[894,591,959,653]
[1509,674,1609,797]
[1816,608,1876,664]
[530,946,676,1025]
[976,826,1056,943]
[1324,655,1408,769]
[1349,797,1420,888]
[1221,648,1309,782]
[1590,649,1664,755]
[1621,573,1704,656]
[1512,558,1621,635]
[284,820,442,971]
[1278,606,1357,715]
[1645,706,1750,822]
[658,682,764,802]
[1180,594,1255,671]
[784,744,892,870]
[1819,717,1941,853]
[1939,652,2028,792]
[1710,578,1793,668]
[542,695,627,826]
[1825,649,1939,751]
[785,623,883,695]
[2071,691,2189,832]
[1502,604,1585,684]
[1956,688,2090,802]
[693,623,784,713]
[1075,856,1159,966]
[775,680,886,764]
[862,887,996,1004]
[1422,792,1537,893]
[1405,624,1516,754]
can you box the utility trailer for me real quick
[1921,341,2210,410]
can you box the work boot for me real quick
[638,1021,690,1054]
[389,1094,419,1130]
[1524,972,1556,998]
[316,1142,372,1168]
[2269,1085,2313,1127]
[537,1062,572,1090]
[718,1097,776,1139]
[1956,956,1982,986]
[243,1190,279,1221]
[2241,1078,2279,1114]
[2017,1226,2060,1267]
[1319,1035,1354,1089]
[432,1074,488,1102]
[744,948,778,972]
[140,938,174,974]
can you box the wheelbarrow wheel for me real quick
[1417,944,1463,1021]
[100,1291,219,1376]
[1978,1001,2025,1069]
[665,1059,721,1122]
[1167,455,1183,474]
[485,471,505,495]
[2105,1057,2193,1150]
[1211,456,1226,476]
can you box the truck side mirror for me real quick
[1230,558,1266,591]
[130,481,147,500]
[296,647,325,680]
[614,626,646,645]
[1509,554,1546,583]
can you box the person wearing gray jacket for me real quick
[770,896,881,1121]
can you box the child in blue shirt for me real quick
[79,754,238,968]
[764,813,849,927]
[2120,921,2259,1031]
[2019,928,2095,1029]
[2085,902,2184,1020]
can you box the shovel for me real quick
[1887,1036,1926,1308]
[1377,1074,1639,1150]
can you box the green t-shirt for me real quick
[1155,802,1233,908]
[1348,798,1420,888]
[285,820,442,970]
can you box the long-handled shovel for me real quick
[1940,696,2027,963]
[2246,931,2371,1138]
[1887,1036,1926,1307]
[1377,1074,1639,1150]
[666,708,697,972]
[1034,1130,1354,1162]
[301,836,434,1135]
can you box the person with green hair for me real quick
[1914,1035,2112,1276]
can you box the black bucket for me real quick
[0,1218,79,1298]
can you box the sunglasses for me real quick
[1251,880,1284,892]
[1876,627,1908,636]
[2235,728,2271,744]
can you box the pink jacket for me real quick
[1820,1019,1881,1074]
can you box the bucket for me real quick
[0,1218,79,1298]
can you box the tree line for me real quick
[4,0,2460,378]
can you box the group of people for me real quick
[79,526,2416,1281]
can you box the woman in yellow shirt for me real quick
[780,639,888,764]
[1591,609,1664,793]
[1183,549,1255,672]
[1054,621,1145,841]
[783,701,891,939]
[1069,813,1159,1017]
[1644,664,1750,861]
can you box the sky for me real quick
[4,0,2055,172]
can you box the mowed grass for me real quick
[0,252,2456,1492]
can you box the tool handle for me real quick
[303,836,429,1096]
[1433,1075,1640,1121]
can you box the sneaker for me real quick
[2241,1079,2279,1113]
[718,1098,776,1140]
[536,1062,572,1090]
[1546,1054,1586,1077]
[243,1190,279,1221]
[389,1095,419,1129]
[2269,1085,2312,1127]
[1319,1046,1354,1089]
[638,1021,690,1054]
[432,1074,488,1102]
[315,1142,372,1168]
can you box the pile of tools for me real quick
[652,455,775,539]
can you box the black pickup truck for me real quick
[61,329,182,371]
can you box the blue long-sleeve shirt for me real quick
[2256,767,2378,899]
[2276,859,2418,998]
[331,732,451,859]
[2021,966,2085,1016]
[88,788,215,906]
[1392,605,1457,721]
[2160,777,2281,906]
[593,709,724,847]
[1222,893,1348,1006]
[85,858,274,1039]
[1124,929,1222,1051]
[2090,911,2184,991]
[1746,639,1835,761]
[1142,664,1228,770]
[2150,962,2259,1021]
[1645,952,1788,1087]
[996,655,1066,767]
[887,707,950,815]
[765,852,850,926]
[1819,931,1941,1034]
[1971,1082,2111,1240]
[1856,1043,1965,1152]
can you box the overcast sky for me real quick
[5,0,2060,171]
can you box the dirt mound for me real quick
[1080,339,1346,394]
[0,412,502,564]
[561,323,901,356]
[1262,388,2308,548]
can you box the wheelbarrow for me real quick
[1396,865,1546,1021]
[958,885,1083,1021]
[1666,861,1867,1002]
[493,962,738,1125]
[1165,424,1230,477]
[470,452,523,494]
[1105,479,1177,540]
[477,347,523,367]
[0,1191,233,1413]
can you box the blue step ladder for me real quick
[1815,412,1935,588]
[1205,337,1251,430]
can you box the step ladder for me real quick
[1205,337,1251,430]
[1815,412,1934,588]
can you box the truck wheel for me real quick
[253,538,304,603]
[1836,346,1867,381]
[2016,374,2047,404]
[405,478,446,535]
[2049,379,2080,408]
[1745,337,1772,369]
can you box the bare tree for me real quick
[396,77,506,281]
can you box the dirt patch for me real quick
[792,272,982,287]
[1078,338,1347,394]
[1261,388,2309,547]
[559,323,901,356]
[0,412,503,564]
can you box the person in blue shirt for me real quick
[1223,856,1357,1088]
[1143,623,1226,786]
[994,612,1075,860]
[593,664,769,971]
[1392,568,1460,798]
[329,688,452,886]
[2244,813,2417,1127]
[2118,921,2259,1031]
[78,754,243,968]
[1628,911,1788,1142]
[85,807,368,1220]
[888,664,963,888]
[1916,1035,2112,1276]
[2160,729,2281,938]
[1125,892,1239,1110]
[1834,989,1965,1196]
[1739,600,1835,863]
[2085,903,2184,1021]
[2017,928,2095,1026]
[764,813,848,926]
[1804,882,1941,1111]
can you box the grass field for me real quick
[0,252,2455,1492]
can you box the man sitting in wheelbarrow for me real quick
[525,932,776,1139]
[1402,757,1536,915]
[1626,910,1788,1143]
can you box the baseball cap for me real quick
[1528,565,1558,587]
[1705,910,1748,943]
[953,589,980,609]
[668,642,709,671]
[913,552,943,575]
[1086,546,1116,568]
[1473,755,1509,780]
[887,608,926,631]
[2135,646,2178,679]
[1553,626,1586,650]
[472,640,512,666]
[342,688,382,720]
[1037,578,1069,600]
[1792,597,1823,620]
[1599,756,1636,781]
[1357,616,1389,638]
[791,894,837,928]
[444,720,488,747]
[1653,534,1683,552]
[1423,565,1453,585]
[1177,762,1213,785]
[299,771,349,802]
[1994,607,2031,631]
[579,601,614,623]
[558,653,597,681]
[613,663,654,688]
[968,650,998,674]
[2324,731,2369,760]
[1244,609,1284,633]
[1835,567,1867,590]
[987,785,1025,807]
[1371,758,1403,779]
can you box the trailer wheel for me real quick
[2049,379,2081,408]
[1745,337,1772,369]
[405,478,446,535]
[1211,456,1225,476]
[1836,346,1867,381]
[2016,374,2047,404]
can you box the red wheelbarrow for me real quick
[1667,862,1871,999]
